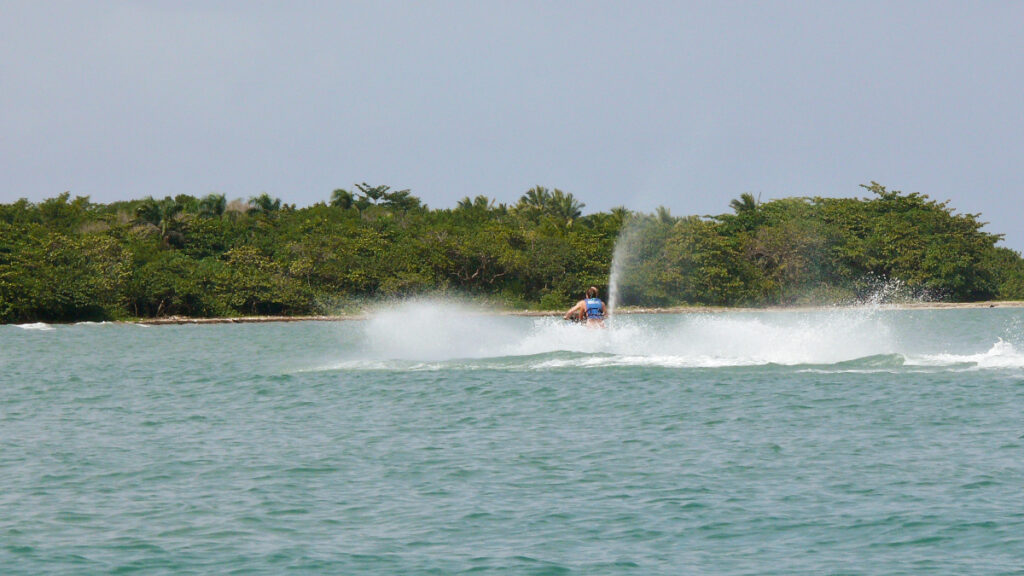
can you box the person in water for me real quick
[564,286,606,327]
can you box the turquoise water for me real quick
[3,303,1024,575]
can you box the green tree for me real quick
[2,183,1021,324]
[198,193,227,218]
[135,196,185,247]
[248,193,282,213]
[858,183,1000,300]
[2,231,131,321]
[548,188,584,226]
[330,188,354,209]
[660,217,756,305]
[353,183,389,212]
[381,188,423,212]
[514,186,584,227]
[456,195,494,211]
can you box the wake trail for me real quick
[316,300,1024,371]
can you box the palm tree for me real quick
[135,196,183,245]
[723,192,764,232]
[730,192,759,215]
[517,186,553,212]
[198,193,226,218]
[610,206,632,228]
[656,205,675,224]
[248,193,281,213]
[548,188,584,225]
[456,195,494,211]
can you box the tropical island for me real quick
[2,182,1024,324]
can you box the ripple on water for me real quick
[4,312,1024,574]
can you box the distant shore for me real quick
[131,300,1024,325]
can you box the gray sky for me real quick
[3,1,1023,250]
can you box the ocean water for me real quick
[2,303,1024,575]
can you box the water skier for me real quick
[564,286,606,328]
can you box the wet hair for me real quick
[586,286,599,298]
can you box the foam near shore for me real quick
[127,300,1024,325]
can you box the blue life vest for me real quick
[585,298,604,319]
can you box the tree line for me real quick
[2,182,1023,323]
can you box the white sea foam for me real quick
[321,299,1024,372]
[356,300,912,368]
[15,322,55,331]
[309,359,450,372]
[906,339,1024,370]
[362,299,523,361]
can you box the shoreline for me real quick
[129,300,1024,325]
[11,301,1023,327]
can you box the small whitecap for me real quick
[15,322,54,331]
[907,339,1024,370]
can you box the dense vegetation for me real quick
[2,182,1023,323]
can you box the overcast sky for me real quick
[3,1,1023,249]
